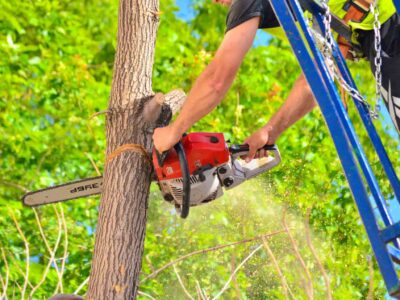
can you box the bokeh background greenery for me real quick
[1,0,399,299]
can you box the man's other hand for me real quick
[243,126,275,163]
[153,125,182,153]
[212,0,232,6]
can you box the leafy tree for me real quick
[0,0,398,299]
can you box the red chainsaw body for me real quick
[153,132,230,180]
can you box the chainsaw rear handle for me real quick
[230,144,281,180]
[229,144,278,158]
[173,141,191,219]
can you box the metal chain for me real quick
[317,0,379,119]
[311,28,379,117]
[321,0,334,53]
[371,1,383,114]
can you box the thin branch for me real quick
[304,208,331,300]
[36,148,52,177]
[138,290,157,300]
[195,281,207,300]
[212,245,263,300]
[230,254,242,300]
[4,249,34,290]
[173,265,194,300]
[0,274,5,298]
[1,248,10,298]
[0,180,28,192]
[29,207,64,298]
[32,206,63,294]
[141,229,287,283]
[89,110,109,120]
[58,205,68,293]
[74,277,90,295]
[366,256,374,300]
[145,255,156,273]
[52,206,64,295]
[84,152,102,176]
[282,209,313,300]
[10,210,30,299]
[262,237,295,300]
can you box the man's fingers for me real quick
[245,145,257,163]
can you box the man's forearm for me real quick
[169,17,260,136]
[170,60,234,135]
[265,73,316,142]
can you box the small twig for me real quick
[366,256,374,300]
[282,209,313,300]
[74,277,90,295]
[36,149,52,176]
[141,230,286,282]
[0,180,28,192]
[173,265,194,300]
[89,110,109,120]
[10,210,30,299]
[29,207,64,298]
[145,255,156,273]
[195,281,207,300]
[212,245,263,300]
[304,208,331,300]
[262,237,295,300]
[0,274,5,294]
[1,248,10,298]
[57,205,69,293]
[52,206,64,294]
[230,255,242,300]
[138,290,157,300]
[84,152,102,176]
[4,250,34,290]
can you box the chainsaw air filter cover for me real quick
[153,133,230,207]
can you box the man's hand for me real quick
[152,125,182,153]
[243,126,275,163]
[212,0,232,6]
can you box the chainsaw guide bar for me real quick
[22,176,103,207]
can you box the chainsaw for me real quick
[22,132,281,218]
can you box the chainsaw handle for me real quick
[230,144,281,180]
[174,141,190,219]
[229,144,278,158]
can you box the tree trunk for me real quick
[86,0,185,299]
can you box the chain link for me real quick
[311,28,378,117]
[316,0,380,119]
[371,1,383,114]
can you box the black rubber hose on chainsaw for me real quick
[229,144,278,156]
[174,141,190,219]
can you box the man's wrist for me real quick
[169,122,186,138]
[263,123,280,144]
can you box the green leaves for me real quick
[0,0,398,298]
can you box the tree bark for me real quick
[86,0,185,299]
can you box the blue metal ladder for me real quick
[268,0,400,297]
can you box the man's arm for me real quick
[153,17,260,153]
[243,73,316,161]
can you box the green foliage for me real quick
[0,0,398,299]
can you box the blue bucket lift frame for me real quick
[268,0,400,297]
[395,0,400,13]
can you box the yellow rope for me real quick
[106,144,152,165]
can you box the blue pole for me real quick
[312,13,400,230]
[394,0,400,14]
